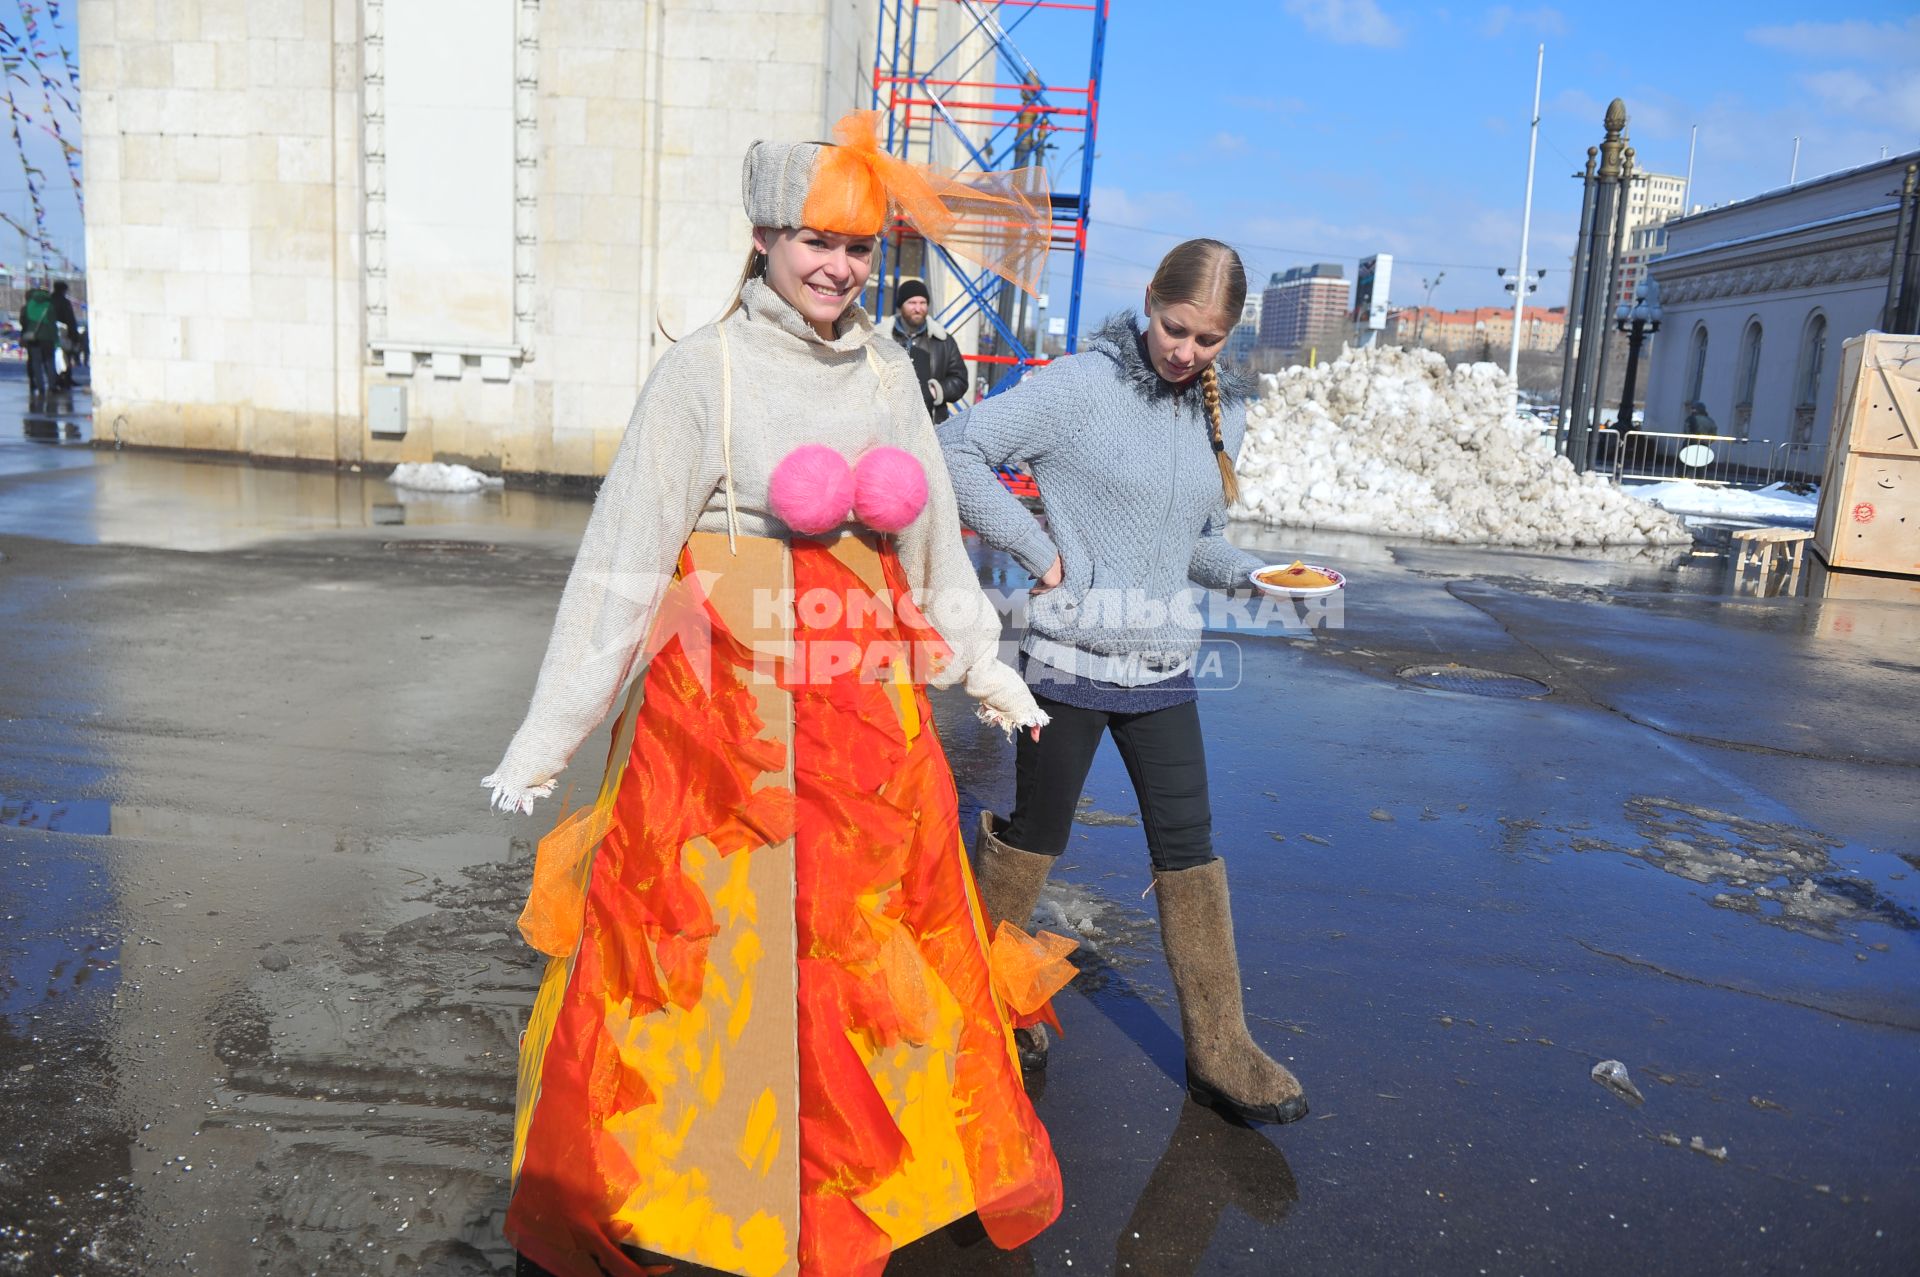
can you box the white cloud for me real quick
[1797,68,1920,132]
[1281,0,1404,48]
[1211,132,1250,154]
[1089,185,1199,231]
[1799,69,1875,115]
[1221,94,1311,116]
[1482,6,1566,39]
[1746,16,1920,62]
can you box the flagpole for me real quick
[1507,43,1544,420]
[1682,124,1697,212]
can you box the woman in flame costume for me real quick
[483,113,1074,1277]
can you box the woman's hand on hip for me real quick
[1026,559,1057,739]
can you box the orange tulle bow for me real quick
[987,921,1079,1033]
[517,797,615,957]
[802,109,1053,296]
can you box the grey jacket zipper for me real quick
[1152,411,1181,587]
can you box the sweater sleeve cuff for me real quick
[1190,541,1264,592]
[1007,523,1061,580]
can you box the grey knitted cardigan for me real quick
[938,314,1264,685]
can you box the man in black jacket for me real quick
[887,277,969,423]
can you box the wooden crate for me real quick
[1813,333,1920,575]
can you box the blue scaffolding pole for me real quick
[868,0,1109,401]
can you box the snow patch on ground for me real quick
[1233,345,1692,547]
[386,462,505,493]
[1628,481,1819,524]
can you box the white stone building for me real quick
[77,0,905,477]
[1645,149,1917,473]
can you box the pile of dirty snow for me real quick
[386,462,505,493]
[1233,345,1691,546]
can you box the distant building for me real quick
[1225,294,1260,367]
[1386,305,1565,356]
[1646,148,1918,457]
[1257,263,1349,355]
[1615,170,1687,309]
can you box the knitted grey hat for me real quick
[741,140,829,230]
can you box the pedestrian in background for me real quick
[887,275,969,422]
[19,283,75,401]
[940,237,1310,1126]
[51,282,84,389]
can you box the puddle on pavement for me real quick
[1515,796,1918,939]
[0,370,591,553]
[0,452,593,553]
[0,796,113,834]
[0,781,548,1271]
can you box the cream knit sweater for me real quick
[484,277,1042,814]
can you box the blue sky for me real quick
[1008,1,1920,328]
[2,0,84,276]
[18,1,1920,322]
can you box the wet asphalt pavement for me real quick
[2,369,1917,1275]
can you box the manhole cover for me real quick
[382,539,496,554]
[1398,665,1550,698]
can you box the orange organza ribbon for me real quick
[987,921,1078,1033]
[517,798,614,957]
[802,109,1052,296]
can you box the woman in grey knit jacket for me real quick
[939,239,1309,1125]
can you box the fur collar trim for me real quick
[1087,311,1253,407]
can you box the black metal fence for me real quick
[1604,431,1827,489]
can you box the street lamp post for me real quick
[1418,272,1444,346]
[1610,276,1662,474]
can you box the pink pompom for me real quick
[768,444,855,536]
[852,447,928,532]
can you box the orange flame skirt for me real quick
[505,531,1074,1277]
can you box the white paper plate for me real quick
[1250,563,1346,599]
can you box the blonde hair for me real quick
[1146,238,1247,507]
[717,242,770,324]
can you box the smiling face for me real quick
[753,225,875,338]
[1142,295,1235,385]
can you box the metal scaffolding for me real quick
[867,0,1109,398]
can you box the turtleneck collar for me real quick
[740,276,876,355]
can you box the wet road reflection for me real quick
[1,433,1917,1272]
[1114,1100,1299,1276]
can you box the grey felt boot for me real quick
[1154,858,1308,1123]
[972,810,1056,1072]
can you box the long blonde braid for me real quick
[1201,360,1239,507]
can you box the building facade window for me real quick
[1732,319,1763,439]
[1685,323,1709,409]
[1793,312,1827,444]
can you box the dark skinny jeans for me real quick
[1000,694,1216,872]
[25,342,55,395]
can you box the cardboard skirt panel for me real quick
[505,531,1075,1277]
